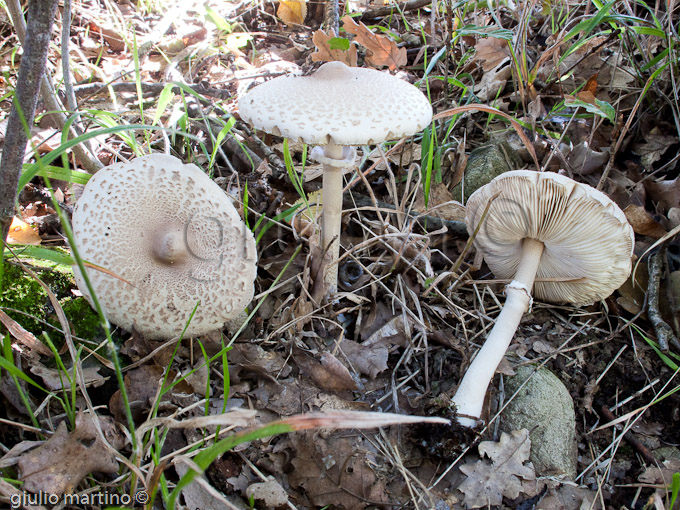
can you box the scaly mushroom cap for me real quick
[72,154,257,339]
[238,61,433,145]
[465,170,634,305]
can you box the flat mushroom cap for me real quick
[465,170,634,306]
[238,61,433,146]
[72,154,257,339]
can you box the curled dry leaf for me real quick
[623,205,667,238]
[6,216,41,245]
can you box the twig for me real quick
[343,193,468,236]
[0,0,60,242]
[599,405,656,465]
[359,0,431,19]
[647,246,679,352]
[322,0,340,35]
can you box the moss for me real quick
[0,257,76,337]
[0,263,49,333]
[58,297,104,340]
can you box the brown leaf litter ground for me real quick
[1,0,679,508]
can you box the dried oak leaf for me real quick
[277,0,307,25]
[287,430,390,508]
[457,429,537,508]
[18,413,124,495]
[341,15,407,70]
[631,128,679,170]
[311,29,358,67]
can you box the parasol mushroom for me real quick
[453,170,634,427]
[237,61,432,292]
[71,154,257,340]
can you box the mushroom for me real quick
[238,61,432,292]
[71,154,257,340]
[453,170,634,427]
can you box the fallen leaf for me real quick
[18,413,124,495]
[457,429,537,508]
[623,205,667,238]
[6,216,41,245]
[474,36,511,71]
[342,15,406,70]
[30,363,105,391]
[567,141,609,175]
[331,339,388,379]
[631,129,679,170]
[277,0,307,25]
[294,347,359,391]
[288,430,390,508]
[645,176,680,211]
[311,29,358,67]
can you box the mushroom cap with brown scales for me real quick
[237,61,433,146]
[71,154,257,340]
[465,170,635,306]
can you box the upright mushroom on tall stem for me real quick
[453,170,634,427]
[238,61,432,293]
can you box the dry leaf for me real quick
[311,29,358,67]
[331,339,388,379]
[288,431,390,508]
[474,36,511,71]
[631,129,679,170]
[18,413,123,495]
[458,429,537,508]
[342,15,406,70]
[567,142,609,175]
[294,347,359,391]
[645,176,680,211]
[7,216,41,245]
[623,205,667,238]
[277,0,307,25]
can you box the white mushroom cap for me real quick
[72,154,257,339]
[238,61,433,145]
[465,170,634,306]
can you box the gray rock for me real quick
[500,365,578,478]
[453,141,522,202]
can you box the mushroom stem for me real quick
[321,143,348,293]
[452,237,545,427]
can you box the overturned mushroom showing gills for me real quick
[238,61,432,292]
[453,170,634,427]
[72,154,257,340]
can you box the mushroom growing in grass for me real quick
[238,61,432,293]
[453,170,634,427]
[72,154,257,340]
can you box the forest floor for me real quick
[1,0,679,509]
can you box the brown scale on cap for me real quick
[71,154,257,339]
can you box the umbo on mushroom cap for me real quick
[72,154,257,339]
[465,170,634,306]
[238,61,433,146]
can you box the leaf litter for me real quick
[1,0,680,508]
